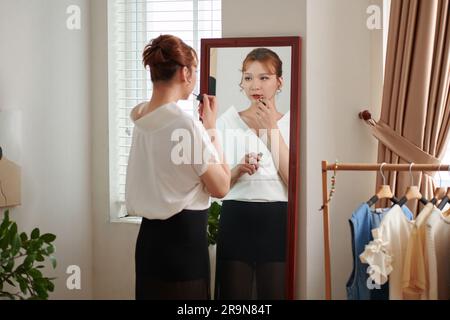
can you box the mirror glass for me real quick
[201,37,301,300]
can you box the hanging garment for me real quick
[426,209,450,300]
[402,205,442,300]
[346,203,413,300]
[360,203,435,300]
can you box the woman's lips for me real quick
[252,95,263,100]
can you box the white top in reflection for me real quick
[216,106,290,202]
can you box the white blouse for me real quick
[426,210,450,300]
[216,106,290,202]
[360,203,436,300]
[125,102,219,220]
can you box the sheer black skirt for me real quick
[135,209,210,300]
[214,200,288,300]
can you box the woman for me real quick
[125,35,230,300]
[215,48,290,300]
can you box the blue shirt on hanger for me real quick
[346,203,414,300]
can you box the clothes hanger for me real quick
[431,164,446,205]
[367,163,399,207]
[397,163,429,207]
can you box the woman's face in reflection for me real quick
[241,61,282,103]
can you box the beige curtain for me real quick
[366,0,450,212]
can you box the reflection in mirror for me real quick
[201,38,300,300]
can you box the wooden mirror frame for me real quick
[200,36,302,300]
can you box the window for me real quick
[437,146,450,187]
[383,0,391,77]
[107,0,222,220]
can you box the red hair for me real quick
[241,48,283,77]
[142,35,197,82]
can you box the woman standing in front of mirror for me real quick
[125,35,231,300]
[215,48,290,300]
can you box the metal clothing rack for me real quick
[320,161,450,300]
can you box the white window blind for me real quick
[107,0,222,218]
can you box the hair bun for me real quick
[142,34,197,82]
[145,44,169,65]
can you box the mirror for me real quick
[200,37,301,300]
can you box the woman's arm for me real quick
[267,130,289,186]
[199,95,231,198]
[255,99,290,186]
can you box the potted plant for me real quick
[207,201,221,296]
[0,210,57,300]
[207,201,221,247]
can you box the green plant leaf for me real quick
[24,253,36,269]
[46,245,55,255]
[5,258,14,272]
[50,256,57,269]
[11,233,21,256]
[8,222,18,245]
[0,234,8,250]
[20,232,28,242]
[17,276,28,295]
[0,211,57,301]
[40,233,56,243]
[47,281,55,292]
[35,254,45,262]
[207,201,221,246]
[35,284,48,300]
[29,269,43,280]
[31,228,40,239]
[0,210,10,233]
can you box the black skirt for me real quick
[217,200,288,263]
[215,200,288,300]
[135,209,210,300]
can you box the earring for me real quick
[277,88,282,94]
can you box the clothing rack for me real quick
[320,161,450,300]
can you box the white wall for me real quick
[91,0,139,299]
[306,0,382,299]
[0,0,93,299]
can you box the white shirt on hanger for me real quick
[125,102,220,220]
[360,203,436,300]
[402,204,441,300]
[426,209,450,300]
[216,106,289,202]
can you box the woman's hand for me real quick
[254,98,279,131]
[230,153,262,186]
[198,94,217,130]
